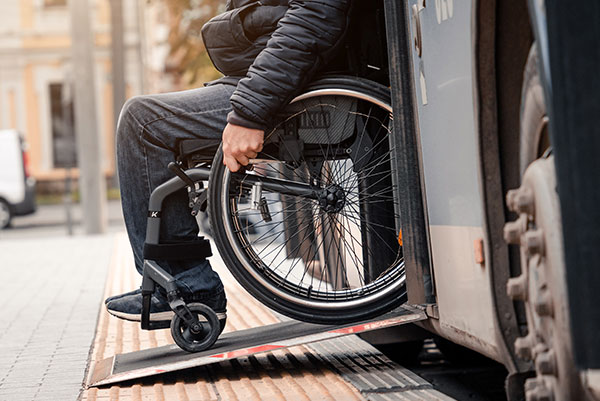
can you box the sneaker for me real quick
[106,289,227,331]
[104,288,142,305]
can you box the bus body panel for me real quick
[406,0,499,355]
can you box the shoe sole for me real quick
[104,289,142,305]
[106,302,227,323]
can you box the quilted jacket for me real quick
[202,0,353,130]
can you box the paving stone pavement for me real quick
[0,234,115,401]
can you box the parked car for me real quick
[0,130,36,229]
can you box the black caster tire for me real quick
[170,304,220,353]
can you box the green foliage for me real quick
[167,0,225,88]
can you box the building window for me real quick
[49,83,77,168]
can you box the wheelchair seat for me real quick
[177,138,221,167]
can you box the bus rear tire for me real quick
[504,44,585,401]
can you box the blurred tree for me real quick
[166,0,225,88]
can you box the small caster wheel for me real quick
[171,303,220,353]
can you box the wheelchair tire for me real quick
[208,76,406,324]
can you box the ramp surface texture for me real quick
[90,306,425,386]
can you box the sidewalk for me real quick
[0,234,115,401]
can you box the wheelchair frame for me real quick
[138,76,403,352]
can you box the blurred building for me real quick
[0,0,220,191]
[141,0,222,92]
[139,0,177,94]
[0,0,150,189]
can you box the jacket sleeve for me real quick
[227,0,352,130]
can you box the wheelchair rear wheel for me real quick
[208,77,406,324]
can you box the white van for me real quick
[0,130,36,229]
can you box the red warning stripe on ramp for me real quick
[329,318,407,334]
[210,344,284,359]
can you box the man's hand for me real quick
[222,123,264,172]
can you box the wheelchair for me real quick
[139,76,407,352]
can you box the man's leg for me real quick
[107,84,235,325]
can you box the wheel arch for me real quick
[474,0,536,376]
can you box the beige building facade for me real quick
[0,0,151,184]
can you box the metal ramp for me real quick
[89,304,426,387]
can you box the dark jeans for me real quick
[116,84,235,296]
